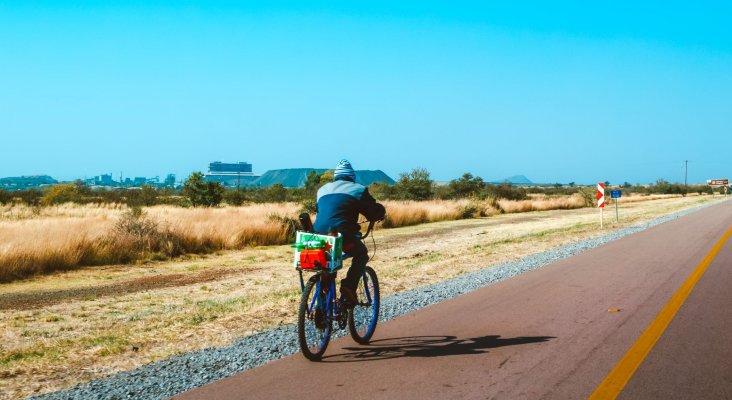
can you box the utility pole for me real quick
[684,160,688,191]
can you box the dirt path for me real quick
[0,268,241,311]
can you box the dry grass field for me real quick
[0,194,723,399]
[0,195,594,282]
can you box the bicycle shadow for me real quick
[321,335,555,362]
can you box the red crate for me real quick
[300,249,327,269]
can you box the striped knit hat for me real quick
[334,159,356,182]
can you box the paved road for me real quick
[175,200,732,400]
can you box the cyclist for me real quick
[313,159,385,307]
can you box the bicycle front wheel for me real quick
[298,275,331,361]
[348,266,380,344]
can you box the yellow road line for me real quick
[589,226,732,400]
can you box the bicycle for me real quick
[293,214,380,361]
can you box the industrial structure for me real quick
[204,161,259,187]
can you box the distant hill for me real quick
[354,170,396,186]
[492,175,533,185]
[251,168,395,188]
[254,168,328,188]
[0,175,58,189]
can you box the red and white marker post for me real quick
[597,182,605,228]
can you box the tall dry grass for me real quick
[498,194,586,213]
[3,193,669,282]
[381,200,473,228]
[147,203,301,248]
[0,203,301,282]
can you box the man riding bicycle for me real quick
[313,159,385,307]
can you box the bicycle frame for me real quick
[307,272,341,325]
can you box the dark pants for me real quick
[342,238,368,291]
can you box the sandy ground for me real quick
[0,195,723,399]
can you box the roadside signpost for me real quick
[707,179,729,186]
[611,190,621,222]
[707,179,729,197]
[597,182,605,228]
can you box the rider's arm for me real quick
[358,188,386,221]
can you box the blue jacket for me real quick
[314,178,386,238]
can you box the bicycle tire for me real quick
[297,275,331,361]
[348,266,380,344]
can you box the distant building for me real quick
[164,174,176,187]
[94,174,117,186]
[204,161,259,187]
[133,177,147,186]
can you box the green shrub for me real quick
[223,190,248,206]
[394,168,433,200]
[486,183,527,201]
[41,182,90,206]
[182,172,224,207]
[300,199,318,214]
[447,173,486,199]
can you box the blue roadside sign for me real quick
[611,190,621,199]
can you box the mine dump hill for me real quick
[0,175,58,189]
[253,168,395,188]
[492,175,534,185]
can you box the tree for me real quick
[183,172,224,207]
[320,170,334,185]
[127,185,158,207]
[447,173,485,199]
[568,182,576,187]
[304,170,322,193]
[41,182,89,206]
[369,182,396,200]
[395,168,433,200]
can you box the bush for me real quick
[447,173,486,199]
[300,199,318,214]
[304,171,322,195]
[486,183,527,201]
[369,182,396,200]
[266,214,299,242]
[111,207,184,261]
[126,185,159,207]
[183,172,224,207]
[576,187,596,207]
[252,183,288,203]
[0,189,13,204]
[394,168,433,200]
[224,190,248,206]
[41,182,90,206]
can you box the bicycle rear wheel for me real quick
[298,275,331,361]
[348,266,380,344]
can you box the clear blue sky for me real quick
[1,1,730,184]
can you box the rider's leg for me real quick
[340,239,368,301]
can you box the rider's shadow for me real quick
[322,335,555,362]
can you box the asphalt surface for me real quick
[175,200,732,400]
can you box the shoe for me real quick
[340,286,358,309]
